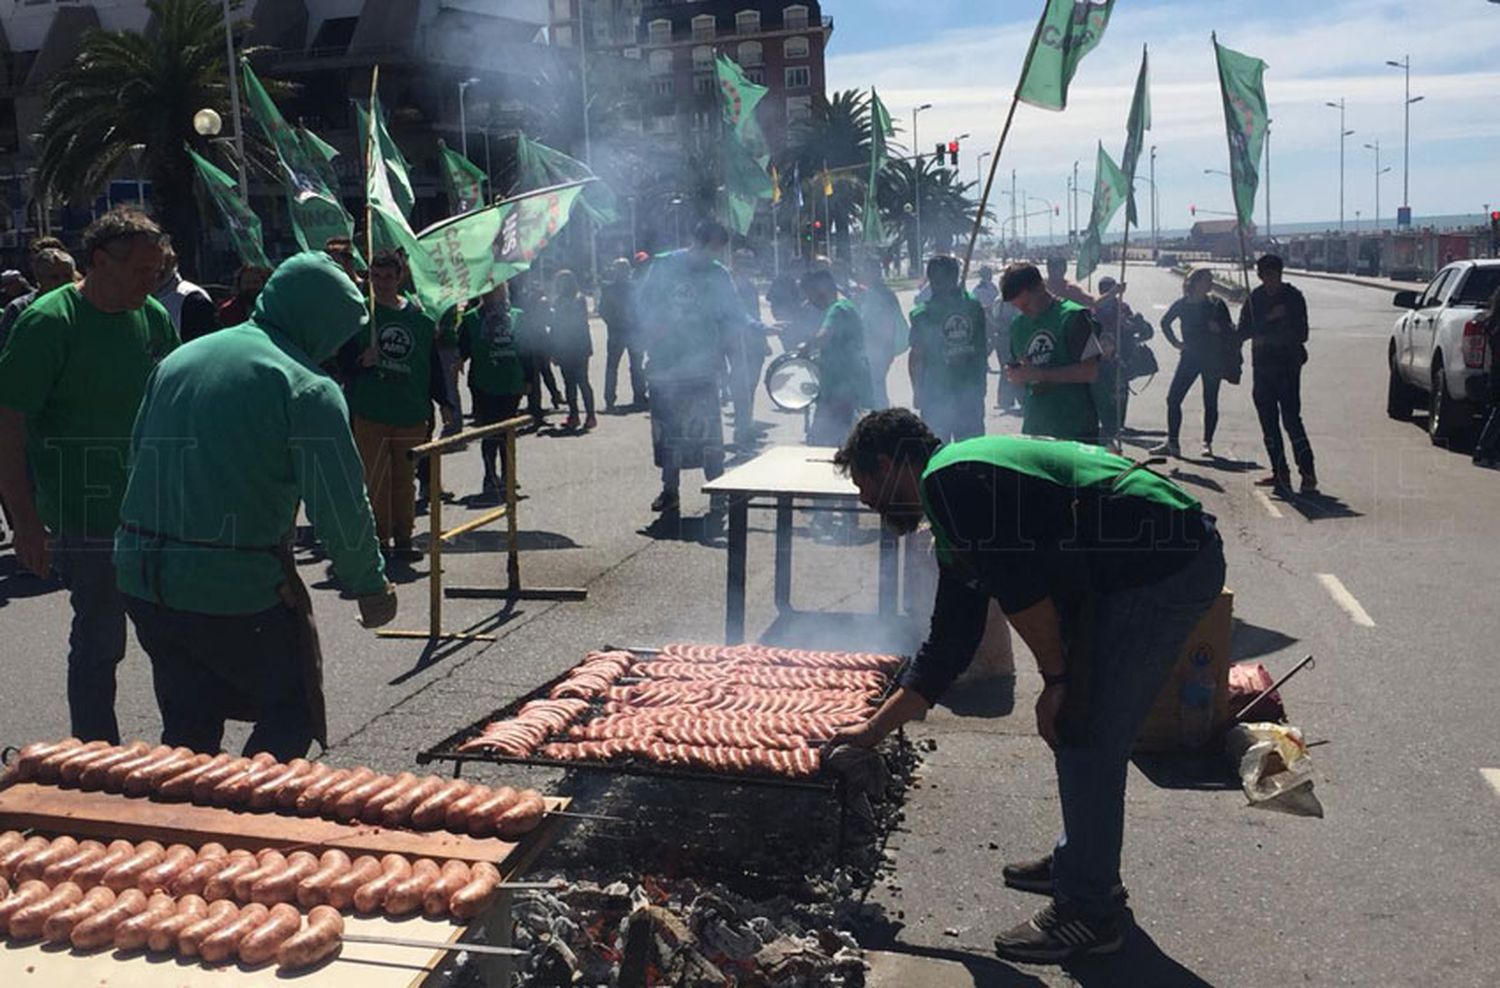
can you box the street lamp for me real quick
[1364,141,1393,233]
[1204,168,1230,177]
[1027,194,1057,244]
[1325,99,1355,231]
[217,0,248,203]
[911,103,933,274]
[129,143,147,206]
[1264,118,1272,239]
[1386,56,1422,224]
[1149,145,1158,257]
[458,77,480,158]
[977,151,993,189]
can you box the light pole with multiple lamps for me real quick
[911,103,933,273]
[1325,99,1354,231]
[1385,55,1422,225]
[1364,140,1392,232]
[1149,145,1158,257]
[457,77,480,159]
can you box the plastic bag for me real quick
[1223,722,1324,818]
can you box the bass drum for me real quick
[764,352,821,411]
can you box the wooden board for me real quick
[0,912,467,988]
[0,784,569,871]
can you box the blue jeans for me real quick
[51,535,128,744]
[1051,531,1227,916]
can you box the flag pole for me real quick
[1212,33,1256,304]
[365,64,380,349]
[1114,217,1131,450]
[962,2,1050,283]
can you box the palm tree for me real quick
[35,0,243,260]
[878,158,983,267]
[779,89,873,257]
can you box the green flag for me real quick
[864,88,894,244]
[715,54,770,159]
[724,131,774,235]
[1076,141,1128,280]
[187,146,269,269]
[515,133,618,225]
[1213,36,1268,229]
[1121,45,1151,226]
[240,60,353,253]
[439,139,488,215]
[1015,0,1117,111]
[356,97,416,219]
[298,126,342,199]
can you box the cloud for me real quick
[827,0,1500,227]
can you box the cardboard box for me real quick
[1134,589,1234,752]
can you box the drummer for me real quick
[800,269,873,447]
[827,408,1226,964]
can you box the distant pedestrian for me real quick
[216,264,271,329]
[0,248,76,351]
[1239,254,1317,493]
[990,294,1022,413]
[972,265,999,311]
[908,256,987,442]
[1045,256,1098,309]
[802,268,873,448]
[0,207,178,743]
[1090,276,1143,453]
[1152,268,1236,459]
[855,257,908,409]
[516,276,563,423]
[152,239,218,342]
[727,253,770,448]
[461,281,529,494]
[549,270,596,431]
[0,270,33,306]
[599,258,647,410]
[1473,285,1500,468]
[1001,263,1103,443]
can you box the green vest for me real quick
[909,290,987,401]
[918,435,1201,565]
[1008,298,1099,440]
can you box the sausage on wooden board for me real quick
[70,887,149,950]
[146,894,208,953]
[448,861,502,920]
[54,742,121,786]
[15,835,78,882]
[111,891,177,951]
[69,839,136,888]
[351,853,412,914]
[169,845,240,897]
[176,899,240,957]
[410,779,473,830]
[156,752,233,801]
[8,738,81,783]
[466,786,521,837]
[247,758,312,811]
[101,840,165,891]
[102,744,174,792]
[495,790,548,839]
[249,850,319,905]
[379,775,446,828]
[359,772,424,825]
[136,844,198,894]
[7,881,84,939]
[443,784,493,833]
[383,857,441,915]
[238,902,301,966]
[0,835,49,881]
[422,860,472,918]
[0,879,52,934]
[296,849,352,909]
[331,772,396,822]
[76,741,151,790]
[305,766,375,817]
[41,885,115,943]
[40,838,104,885]
[324,855,383,911]
[202,850,263,902]
[231,850,288,903]
[277,762,333,811]
[122,747,200,797]
[276,904,344,972]
[199,902,270,965]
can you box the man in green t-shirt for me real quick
[346,251,439,559]
[459,281,528,496]
[908,255,988,442]
[1002,263,1103,443]
[803,269,873,448]
[0,207,178,743]
[826,409,1226,964]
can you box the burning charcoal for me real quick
[753,936,835,984]
[749,915,778,945]
[619,905,728,988]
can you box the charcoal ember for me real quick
[690,892,761,962]
[619,905,728,988]
[564,882,633,915]
[530,936,578,987]
[750,935,835,985]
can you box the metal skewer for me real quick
[546,809,625,823]
[1235,654,1316,722]
[341,933,525,957]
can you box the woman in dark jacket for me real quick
[549,270,597,431]
[1151,267,1236,458]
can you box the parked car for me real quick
[1387,259,1499,442]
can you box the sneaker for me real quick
[1200,442,1214,458]
[584,414,598,430]
[1147,440,1180,457]
[481,474,502,495]
[390,539,422,563]
[651,490,680,513]
[1255,472,1291,490]
[1001,853,1055,896]
[993,901,1125,964]
[563,415,580,430]
[1300,472,1319,495]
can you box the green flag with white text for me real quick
[1076,141,1128,280]
[1121,46,1150,226]
[864,88,894,244]
[1213,37,1268,229]
[515,133,617,225]
[356,97,415,219]
[187,146,269,268]
[439,139,488,215]
[240,60,353,252]
[1015,0,1117,111]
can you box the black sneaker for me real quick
[993,901,1125,964]
[1001,852,1129,902]
[650,490,680,513]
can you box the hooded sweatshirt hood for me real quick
[250,251,367,363]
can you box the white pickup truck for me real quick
[1386,259,1499,442]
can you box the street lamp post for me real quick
[911,103,932,274]
[458,77,480,158]
[1364,141,1392,232]
[1264,120,1272,238]
[218,0,248,202]
[1325,99,1354,231]
[1071,159,1079,244]
[1149,145,1158,257]
[1027,194,1056,244]
[1386,56,1422,224]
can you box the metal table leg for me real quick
[877,526,900,616]
[725,494,750,644]
[774,496,793,611]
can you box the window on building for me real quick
[784,5,810,30]
[786,95,813,122]
[649,49,674,76]
[623,47,641,59]
[653,77,675,97]
[648,18,672,44]
[736,10,761,35]
[746,67,765,85]
[737,40,763,67]
[694,110,714,131]
[551,0,571,20]
[694,74,716,95]
[692,13,716,41]
[785,65,810,89]
[648,114,676,135]
[554,24,573,46]
[784,36,810,60]
[693,45,714,71]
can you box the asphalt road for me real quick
[1,265,1495,986]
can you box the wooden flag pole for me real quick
[365,64,380,349]
[1113,217,1131,449]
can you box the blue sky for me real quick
[821,0,1500,232]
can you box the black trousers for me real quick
[558,354,596,418]
[124,596,315,761]
[1252,363,1315,478]
[473,389,523,480]
[603,325,647,407]
[1165,348,1222,445]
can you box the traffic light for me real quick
[935,143,945,162]
[948,141,960,166]
[1190,204,1197,216]
[1491,211,1500,254]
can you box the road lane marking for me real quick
[1316,574,1376,628]
[1481,769,1500,798]
[1253,490,1284,519]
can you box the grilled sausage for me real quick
[8,738,81,783]
[135,843,197,894]
[351,853,412,914]
[466,786,520,837]
[383,857,441,915]
[305,765,375,817]
[111,891,177,951]
[202,849,263,902]
[41,885,115,943]
[277,761,332,812]
[238,902,302,966]
[57,743,130,787]
[296,849,352,908]
[422,860,472,918]
[247,758,313,811]
[331,772,396,822]
[410,779,472,830]
[75,741,150,790]
[36,739,106,783]
[360,772,425,825]
[249,850,319,905]
[276,904,344,971]
[156,752,233,801]
[443,784,493,832]
[146,893,208,953]
[0,831,24,859]
[176,899,240,957]
[448,861,502,920]
[495,789,548,839]
[0,835,51,882]
[211,754,282,808]
[324,855,383,911]
[39,838,103,884]
[70,887,149,950]
[190,755,256,803]
[168,844,236,897]
[70,839,136,888]
[101,839,165,891]
[15,835,78,882]
[379,774,445,828]
[0,879,51,934]
[122,747,199,797]
[199,901,270,964]
[7,880,84,939]
[101,744,174,792]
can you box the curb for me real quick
[1282,269,1412,293]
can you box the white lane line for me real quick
[1253,490,1284,519]
[1316,573,1376,628]
[1481,769,1500,799]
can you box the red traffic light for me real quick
[813,220,824,230]
[1491,211,1500,221]
[948,141,959,154]
[1190,205,1197,216]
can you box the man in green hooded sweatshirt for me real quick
[114,252,397,760]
